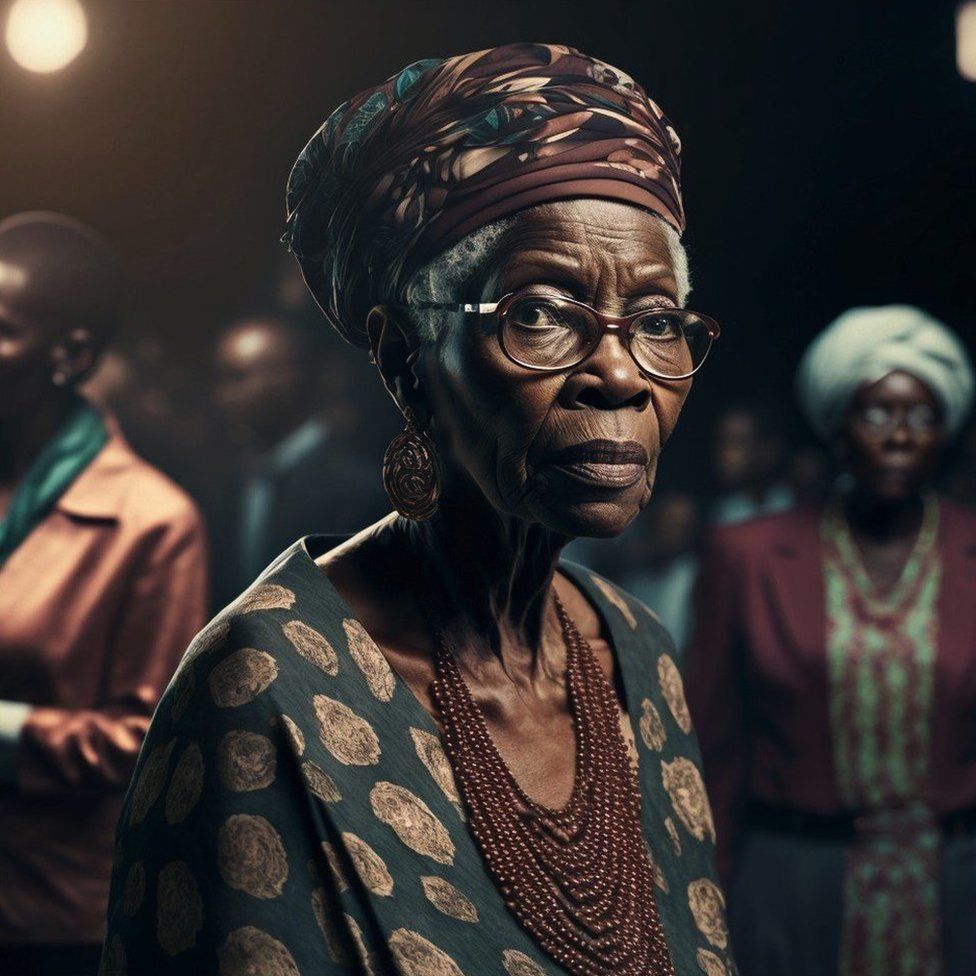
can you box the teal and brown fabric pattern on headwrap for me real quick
[283,42,685,348]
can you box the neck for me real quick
[843,488,926,543]
[399,481,569,669]
[0,393,76,487]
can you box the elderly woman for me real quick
[102,44,732,976]
[687,306,976,976]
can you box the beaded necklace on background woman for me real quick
[687,306,976,976]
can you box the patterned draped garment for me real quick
[100,537,735,976]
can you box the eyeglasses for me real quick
[397,289,720,381]
[851,403,943,438]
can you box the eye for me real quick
[634,310,682,340]
[508,298,567,331]
[860,405,891,428]
[907,404,938,430]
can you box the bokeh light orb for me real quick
[5,0,88,73]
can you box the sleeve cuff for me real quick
[0,700,32,782]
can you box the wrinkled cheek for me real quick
[429,337,548,514]
[654,383,691,446]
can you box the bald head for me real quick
[0,211,121,344]
[213,315,325,448]
[0,213,122,421]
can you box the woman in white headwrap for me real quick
[686,306,976,976]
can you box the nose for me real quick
[883,415,916,449]
[560,331,652,411]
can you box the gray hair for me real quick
[403,213,691,343]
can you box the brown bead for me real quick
[425,595,675,976]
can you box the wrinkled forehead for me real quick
[484,201,682,295]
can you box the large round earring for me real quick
[383,409,440,521]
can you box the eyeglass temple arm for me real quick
[396,301,500,314]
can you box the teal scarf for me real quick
[0,399,109,567]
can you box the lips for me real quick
[547,439,650,489]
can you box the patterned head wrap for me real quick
[796,305,975,439]
[283,42,684,348]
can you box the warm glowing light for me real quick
[959,2,976,82]
[5,0,87,74]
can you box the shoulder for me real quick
[92,434,205,542]
[703,505,822,564]
[561,561,679,656]
[118,444,203,533]
[165,562,394,730]
[938,495,976,539]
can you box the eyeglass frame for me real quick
[847,402,945,440]
[386,289,721,382]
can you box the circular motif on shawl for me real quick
[217,814,289,899]
[101,934,126,976]
[410,727,463,816]
[389,928,465,976]
[342,832,393,895]
[276,714,305,754]
[346,914,379,976]
[503,949,550,976]
[322,841,350,891]
[302,760,342,803]
[128,739,175,826]
[218,926,300,976]
[234,583,296,615]
[589,574,639,629]
[209,649,279,708]
[169,665,195,723]
[421,876,478,923]
[657,653,692,733]
[370,782,455,864]
[282,620,338,675]
[183,619,231,666]
[217,730,276,792]
[343,619,395,701]
[619,712,640,767]
[311,888,348,963]
[639,698,667,751]
[665,816,682,856]
[312,694,381,765]
[121,861,145,917]
[697,948,728,976]
[687,878,729,950]
[651,855,669,893]
[165,743,205,824]
[156,861,203,955]
[661,757,716,843]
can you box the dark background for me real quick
[2,0,973,490]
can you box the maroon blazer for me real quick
[684,499,976,886]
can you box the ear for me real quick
[366,306,429,423]
[50,328,99,387]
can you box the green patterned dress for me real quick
[99,537,735,976]
[823,497,943,976]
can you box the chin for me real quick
[863,476,924,504]
[532,495,645,540]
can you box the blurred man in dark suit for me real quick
[210,314,387,607]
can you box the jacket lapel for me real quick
[759,507,826,661]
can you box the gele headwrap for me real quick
[283,42,684,347]
[796,305,975,439]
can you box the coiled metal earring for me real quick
[382,408,440,521]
